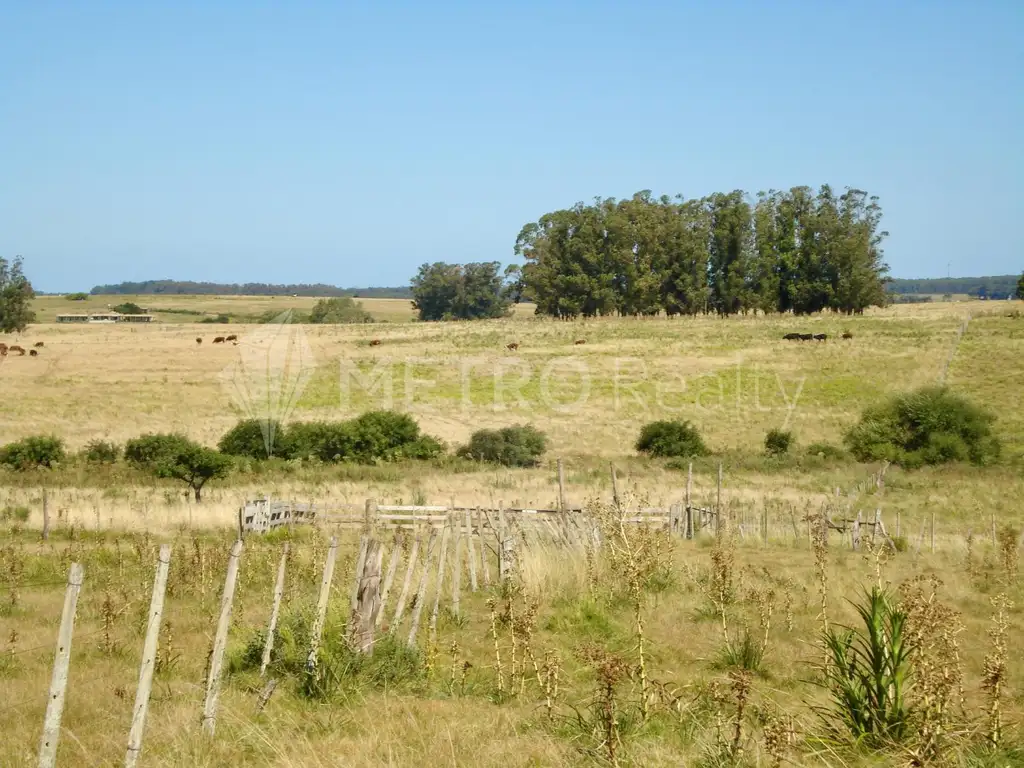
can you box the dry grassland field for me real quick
[1,299,1023,767]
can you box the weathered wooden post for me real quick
[305,537,338,674]
[353,538,383,654]
[390,535,422,628]
[430,519,453,634]
[259,542,289,677]
[349,535,369,615]
[376,533,404,628]
[477,508,492,587]
[464,509,478,592]
[610,463,620,507]
[38,562,84,768]
[364,498,377,531]
[557,458,567,513]
[930,510,936,554]
[125,545,171,768]
[716,462,723,536]
[408,530,439,646]
[852,512,862,551]
[41,488,50,542]
[237,506,245,541]
[202,539,243,737]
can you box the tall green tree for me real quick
[410,261,513,321]
[309,296,373,323]
[1016,271,1024,300]
[0,256,36,333]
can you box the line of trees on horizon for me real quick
[89,279,412,298]
[508,185,891,318]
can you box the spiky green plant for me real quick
[817,586,914,747]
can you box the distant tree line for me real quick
[511,185,890,318]
[887,275,1021,300]
[90,280,412,298]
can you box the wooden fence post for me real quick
[852,512,862,551]
[896,509,901,539]
[125,545,171,768]
[364,498,377,531]
[376,533,404,628]
[259,542,289,677]
[408,530,439,647]
[353,538,383,654]
[41,488,50,542]
[716,463,723,536]
[761,505,769,545]
[38,562,84,768]
[237,506,245,541]
[390,535,422,629]
[930,511,936,554]
[464,510,478,592]
[349,535,369,615]
[306,537,338,673]
[477,508,492,587]
[430,521,453,636]
[202,539,243,737]
[557,458,567,513]
[610,463,620,507]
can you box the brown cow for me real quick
[33,342,43,348]
[573,339,586,345]
[29,349,38,357]
[196,337,203,344]
[9,345,25,355]
[212,336,226,344]
[841,331,853,340]
[369,339,382,346]
[225,334,238,342]
[506,342,519,351]
[0,345,7,356]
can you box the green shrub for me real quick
[218,419,286,459]
[805,442,847,460]
[124,433,192,468]
[82,439,120,464]
[843,386,1000,468]
[457,425,547,467]
[65,292,89,301]
[309,297,373,324]
[0,435,66,470]
[111,301,144,314]
[0,506,30,523]
[635,420,708,458]
[199,313,230,323]
[764,428,793,456]
[284,412,443,464]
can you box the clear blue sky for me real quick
[2,1,1021,293]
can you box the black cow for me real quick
[813,333,827,341]
[783,333,802,341]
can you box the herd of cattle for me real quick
[783,330,854,341]
[0,341,43,357]
[195,335,238,345]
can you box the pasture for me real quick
[1,299,1023,766]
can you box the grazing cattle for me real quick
[196,337,203,344]
[369,339,382,346]
[574,339,586,345]
[33,342,43,348]
[225,334,238,342]
[783,333,802,341]
[506,342,519,351]
[8,345,25,355]
[813,333,828,341]
[799,333,814,341]
[841,331,853,340]
[0,345,7,356]
[29,349,38,357]
[212,336,226,344]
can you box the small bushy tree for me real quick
[458,425,547,467]
[112,301,145,314]
[843,386,1000,468]
[1017,271,1024,300]
[65,292,89,301]
[82,439,120,464]
[764,428,793,456]
[281,411,444,464]
[154,441,232,502]
[309,297,373,324]
[124,433,193,468]
[635,420,708,458]
[218,418,286,459]
[0,435,65,470]
[0,255,36,332]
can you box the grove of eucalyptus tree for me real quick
[514,185,889,318]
